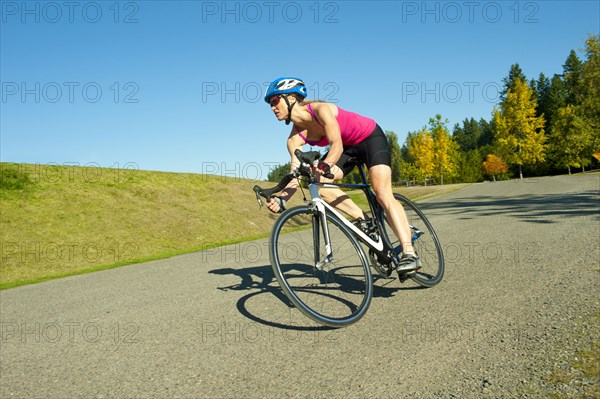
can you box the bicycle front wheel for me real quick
[380,194,444,287]
[269,206,373,328]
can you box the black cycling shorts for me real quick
[323,124,391,177]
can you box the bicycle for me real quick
[253,150,444,327]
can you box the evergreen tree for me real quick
[385,131,404,184]
[529,78,539,104]
[452,123,464,146]
[534,73,551,119]
[478,118,495,147]
[500,63,528,101]
[452,117,482,152]
[563,49,584,105]
[400,143,410,163]
[577,35,600,157]
[455,148,486,183]
[267,162,291,182]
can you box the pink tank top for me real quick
[296,103,376,147]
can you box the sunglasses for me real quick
[269,95,281,107]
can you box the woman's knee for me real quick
[371,180,394,206]
[376,191,396,208]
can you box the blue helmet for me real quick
[264,77,307,103]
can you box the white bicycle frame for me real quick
[308,183,384,270]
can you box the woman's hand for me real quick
[267,196,287,213]
[313,160,333,180]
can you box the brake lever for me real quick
[253,186,263,210]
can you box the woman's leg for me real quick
[317,164,365,220]
[369,164,419,270]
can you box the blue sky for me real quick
[1,0,599,180]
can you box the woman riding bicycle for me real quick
[264,76,420,275]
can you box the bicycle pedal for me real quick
[398,270,416,283]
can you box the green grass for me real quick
[0,163,287,289]
[0,163,33,191]
[0,163,468,289]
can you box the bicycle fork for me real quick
[311,202,333,270]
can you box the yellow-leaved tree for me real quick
[430,114,459,185]
[549,105,594,174]
[408,128,434,185]
[493,79,546,179]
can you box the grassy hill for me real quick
[0,162,467,289]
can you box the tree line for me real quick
[269,35,599,184]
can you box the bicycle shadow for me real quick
[208,263,421,331]
[209,264,330,331]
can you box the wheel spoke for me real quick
[270,206,373,327]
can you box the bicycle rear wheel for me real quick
[380,194,444,287]
[269,206,373,327]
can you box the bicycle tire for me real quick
[269,205,373,327]
[379,194,444,287]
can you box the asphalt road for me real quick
[1,173,599,398]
